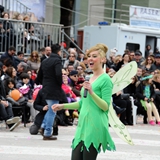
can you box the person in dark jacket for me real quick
[35,43,67,140]
[14,51,25,69]
[0,46,16,68]
[30,89,58,135]
[40,46,51,62]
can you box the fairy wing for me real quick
[108,61,137,145]
[108,103,134,145]
[112,61,137,94]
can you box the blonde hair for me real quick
[23,15,30,21]
[86,43,108,58]
[153,73,160,81]
[79,62,86,71]
[114,55,122,64]
[28,51,40,62]
[12,12,21,19]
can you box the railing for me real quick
[0,18,63,54]
[0,0,30,14]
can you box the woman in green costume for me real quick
[52,43,115,160]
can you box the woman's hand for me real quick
[43,105,48,111]
[52,104,64,112]
[83,81,93,95]
[150,98,154,102]
[28,99,34,103]
[144,97,148,101]
[116,91,122,96]
[1,100,8,107]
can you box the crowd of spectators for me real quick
[1,40,160,135]
[0,11,50,53]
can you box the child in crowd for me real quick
[16,73,37,121]
[136,73,160,125]
[62,75,79,118]
[4,78,26,105]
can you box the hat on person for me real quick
[135,51,142,56]
[69,70,78,76]
[155,53,160,58]
[84,68,93,74]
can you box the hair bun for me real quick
[95,43,108,53]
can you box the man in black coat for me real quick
[35,43,67,140]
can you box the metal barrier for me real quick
[0,18,63,54]
[0,0,30,14]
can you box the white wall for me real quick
[88,0,105,25]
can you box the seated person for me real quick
[16,73,37,122]
[153,73,160,114]
[30,89,58,135]
[112,91,133,125]
[62,75,79,119]
[30,88,70,135]
[0,76,20,131]
[0,101,21,131]
[68,70,80,97]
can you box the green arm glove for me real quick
[90,92,108,111]
[63,101,80,110]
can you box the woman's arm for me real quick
[52,101,81,112]
[63,101,80,110]
[90,92,109,111]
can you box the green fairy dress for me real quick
[64,73,116,152]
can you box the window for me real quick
[126,43,140,52]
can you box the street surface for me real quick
[0,116,160,160]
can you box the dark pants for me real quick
[0,103,13,121]
[154,95,160,115]
[113,98,132,123]
[71,141,98,160]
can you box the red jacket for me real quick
[61,84,76,99]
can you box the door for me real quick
[145,36,157,54]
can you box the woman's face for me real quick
[87,50,103,71]
[156,76,160,83]
[63,78,68,85]
[123,54,130,62]
[18,15,23,20]
[62,69,68,76]
[147,57,153,64]
[3,13,9,19]
[148,78,153,84]
[12,68,17,77]
[77,66,83,74]
[32,53,38,60]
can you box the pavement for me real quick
[0,116,160,160]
